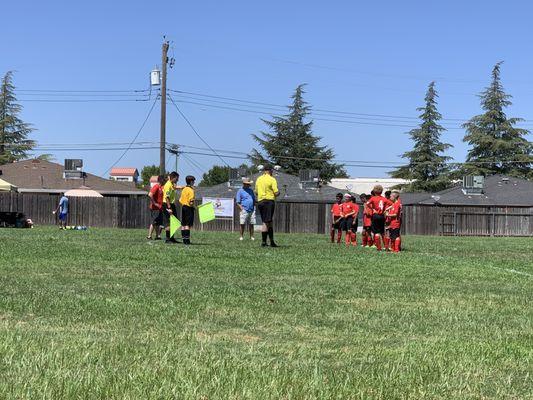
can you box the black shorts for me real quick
[351,218,359,233]
[150,209,163,225]
[332,217,342,230]
[371,214,385,235]
[342,216,354,232]
[389,228,401,240]
[258,200,275,223]
[182,205,195,227]
[162,204,177,227]
[363,225,372,233]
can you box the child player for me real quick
[360,193,373,247]
[340,193,357,246]
[384,190,392,251]
[386,190,402,253]
[367,185,393,251]
[179,175,196,245]
[349,194,360,246]
[330,193,344,243]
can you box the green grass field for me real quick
[0,227,531,399]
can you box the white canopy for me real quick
[0,178,17,192]
[64,188,103,198]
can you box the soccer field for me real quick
[0,228,531,399]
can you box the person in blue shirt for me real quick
[235,178,256,241]
[53,193,69,230]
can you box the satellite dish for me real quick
[346,184,353,191]
[432,195,441,202]
[257,165,264,171]
[274,165,281,171]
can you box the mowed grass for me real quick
[0,227,531,399]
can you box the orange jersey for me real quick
[388,201,402,229]
[367,196,393,215]
[331,203,342,217]
[340,202,357,217]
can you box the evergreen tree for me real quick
[391,82,452,192]
[0,71,35,164]
[462,62,533,178]
[251,84,347,182]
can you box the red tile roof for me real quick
[110,167,138,176]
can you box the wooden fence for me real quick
[2,192,533,236]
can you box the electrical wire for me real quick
[100,94,160,177]
[167,94,232,167]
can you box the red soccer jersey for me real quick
[351,202,360,219]
[363,203,372,226]
[367,196,393,215]
[340,202,357,217]
[388,201,402,229]
[331,203,342,217]
[149,184,163,210]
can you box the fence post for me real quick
[453,212,457,236]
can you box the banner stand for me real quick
[201,197,235,232]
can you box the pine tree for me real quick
[0,71,35,164]
[391,82,452,192]
[462,62,533,178]
[251,84,347,182]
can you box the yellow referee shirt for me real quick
[162,180,176,204]
[255,173,279,201]
[179,186,195,207]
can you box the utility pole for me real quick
[159,40,170,175]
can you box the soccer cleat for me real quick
[239,237,244,241]
[250,237,255,241]
[261,242,268,247]
[269,242,279,248]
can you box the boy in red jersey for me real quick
[340,193,357,246]
[330,193,344,243]
[367,185,393,251]
[384,190,392,251]
[349,195,360,246]
[360,193,373,247]
[386,190,402,252]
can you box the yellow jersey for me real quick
[255,173,279,201]
[162,180,176,204]
[179,186,195,207]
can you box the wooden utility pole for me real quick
[159,40,169,175]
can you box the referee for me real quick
[255,165,280,247]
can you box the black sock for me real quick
[166,230,170,239]
[261,232,268,243]
[268,227,274,243]
[182,229,191,244]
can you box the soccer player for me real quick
[384,190,392,250]
[179,175,196,245]
[360,193,373,247]
[147,175,165,240]
[367,185,393,251]
[330,193,343,243]
[255,165,280,247]
[386,190,403,253]
[236,178,256,241]
[162,171,180,244]
[349,195,360,246]
[53,192,69,230]
[340,193,357,246]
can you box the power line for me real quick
[100,94,160,177]
[167,94,231,167]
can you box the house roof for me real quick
[0,159,146,195]
[196,171,344,203]
[417,175,533,207]
[110,167,138,176]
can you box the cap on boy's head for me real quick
[392,189,400,195]
[373,185,383,195]
[344,193,351,198]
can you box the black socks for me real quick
[181,229,191,245]
[268,227,274,243]
[261,232,268,244]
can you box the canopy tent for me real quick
[0,178,17,192]
[64,188,103,198]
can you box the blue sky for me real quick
[3,0,533,179]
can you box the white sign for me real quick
[202,197,234,218]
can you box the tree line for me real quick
[2,64,532,192]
